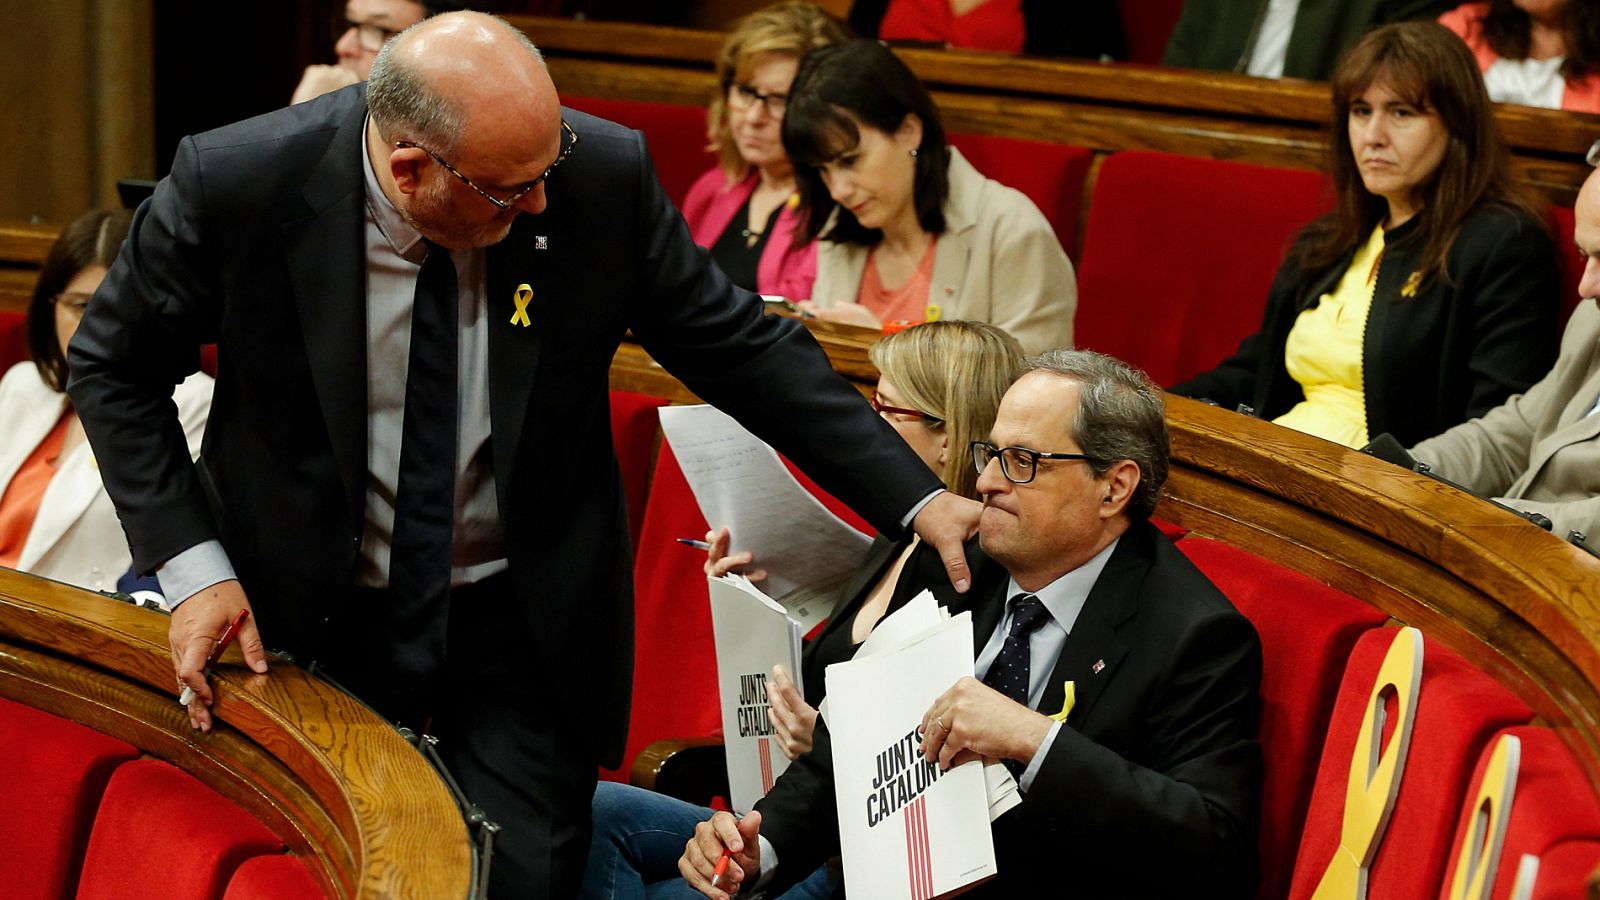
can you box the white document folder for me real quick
[708,574,806,814]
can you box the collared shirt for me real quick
[1245,0,1300,78]
[975,537,1118,790]
[158,118,507,603]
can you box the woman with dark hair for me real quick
[679,2,849,297]
[1172,21,1560,449]
[1440,0,1600,111]
[0,210,211,595]
[783,38,1075,354]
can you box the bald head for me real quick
[369,12,558,156]
[1577,169,1600,303]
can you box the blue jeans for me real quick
[581,781,838,899]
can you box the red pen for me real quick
[709,848,733,891]
[177,609,250,707]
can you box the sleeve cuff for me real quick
[1017,720,1063,792]
[899,488,944,530]
[156,540,237,607]
[754,834,779,889]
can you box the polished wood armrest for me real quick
[630,736,730,804]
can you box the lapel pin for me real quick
[535,235,549,250]
[1091,659,1106,674]
[925,303,943,322]
[1401,270,1422,298]
[510,283,533,327]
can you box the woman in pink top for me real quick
[678,2,848,299]
[847,0,1124,59]
[1439,0,1600,111]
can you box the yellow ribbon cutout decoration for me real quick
[1049,681,1076,723]
[510,283,533,327]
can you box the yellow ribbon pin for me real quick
[510,283,533,327]
[925,303,943,322]
[1400,271,1422,298]
[1049,681,1076,723]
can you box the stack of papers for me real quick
[708,574,806,814]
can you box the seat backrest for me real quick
[1118,0,1186,63]
[1438,726,1600,900]
[0,310,27,373]
[946,134,1093,260]
[221,853,327,900]
[0,697,140,900]
[563,96,714,208]
[1289,628,1534,899]
[1178,538,1389,900]
[1546,204,1585,328]
[1075,151,1323,387]
[1524,838,1600,899]
[76,759,284,900]
[610,390,668,550]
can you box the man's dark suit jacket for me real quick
[754,520,1264,897]
[65,84,940,768]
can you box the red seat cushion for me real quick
[1177,539,1388,900]
[563,96,714,208]
[609,439,875,780]
[1288,628,1534,899]
[221,854,326,900]
[610,390,668,549]
[76,760,283,900]
[0,310,27,373]
[1075,151,1323,387]
[1440,726,1600,898]
[0,697,140,899]
[1527,838,1600,899]
[947,134,1092,259]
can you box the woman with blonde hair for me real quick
[679,2,849,298]
[582,320,1024,900]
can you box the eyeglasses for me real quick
[395,120,580,211]
[727,80,788,117]
[331,15,402,52]
[871,392,941,424]
[970,440,1107,485]
[54,291,92,317]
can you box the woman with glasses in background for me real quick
[582,320,1024,900]
[0,210,211,596]
[679,2,849,298]
[293,0,467,105]
[783,38,1076,354]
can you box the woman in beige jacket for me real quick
[783,39,1076,354]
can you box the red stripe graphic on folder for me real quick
[904,794,932,899]
[758,737,774,794]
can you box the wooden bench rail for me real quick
[606,330,1600,796]
[513,15,1595,205]
[0,571,473,899]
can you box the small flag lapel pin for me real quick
[1091,658,1106,674]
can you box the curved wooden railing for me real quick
[0,570,474,899]
[608,327,1600,793]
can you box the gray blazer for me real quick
[1412,301,1600,539]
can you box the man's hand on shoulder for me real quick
[170,579,268,733]
[912,491,982,594]
[920,676,1054,770]
[681,810,761,899]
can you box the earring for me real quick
[909,148,918,158]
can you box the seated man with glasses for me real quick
[681,349,1265,898]
[292,0,465,105]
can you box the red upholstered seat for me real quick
[1548,205,1585,327]
[0,698,140,900]
[76,759,283,900]
[221,854,326,900]
[0,310,26,373]
[562,96,714,207]
[1074,151,1323,387]
[946,134,1093,259]
[1177,539,1388,900]
[1439,726,1600,899]
[609,439,874,780]
[610,390,668,549]
[1525,838,1600,899]
[1118,0,1184,63]
[1288,628,1534,899]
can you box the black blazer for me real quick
[1171,204,1560,447]
[755,521,1264,898]
[66,84,942,768]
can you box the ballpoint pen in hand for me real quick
[177,608,250,707]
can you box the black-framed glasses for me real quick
[726,80,788,116]
[970,440,1107,485]
[331,15,402,52]
[53,291,92,317]
[395,120,580,211]
[871,392,940,424]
